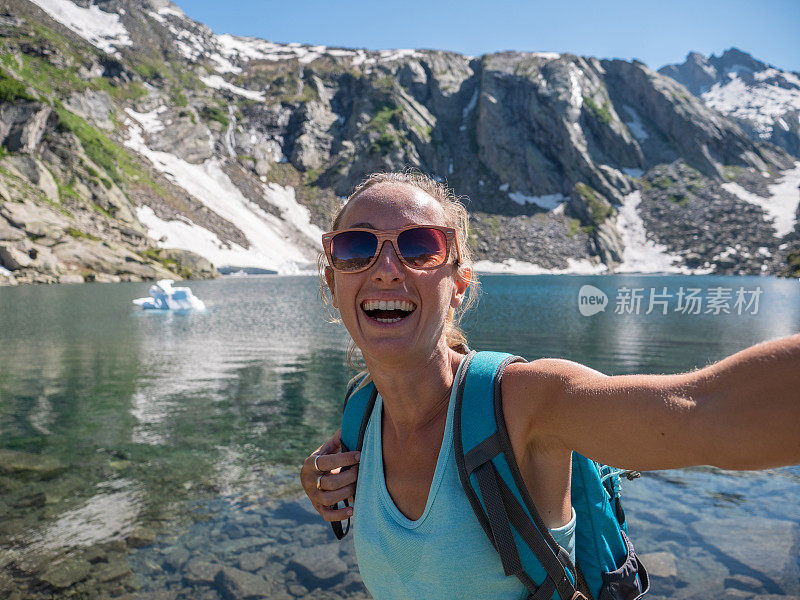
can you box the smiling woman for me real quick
[302,171,800,600]
[318,172,479,366]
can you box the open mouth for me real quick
[361,299,417,324]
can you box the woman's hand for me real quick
[300,429,361,522]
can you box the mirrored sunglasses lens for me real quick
[397,228,448,268]
[331,231,378,271]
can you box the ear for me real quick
[324,266,338,308]
[451,266,471,309]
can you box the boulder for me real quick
[290,101,339,171]
[0,217,26,241]
[51,239,174,279]
[57,273,85,284]
[639,551,677,580]
[39,557,92,589]
[215,566,273,599]
[157,248,217,278]
[289,543,348,587]
[63,90,113,130]
[0,449,64,477]
[93,557,132,582]
[183,558,221,585]
[147,114,214,164]
[0,178,11,202]
[689,518,800,594]
[0,243,33,270]
[3,156,59,203]
[0,201,66,240]
[0,102,55,154]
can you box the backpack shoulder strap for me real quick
[332,372,377,540]
[453,350,581,600]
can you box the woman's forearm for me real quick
[529,333,800,471]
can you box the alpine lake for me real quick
[1,274,799,600]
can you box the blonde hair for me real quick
[318,171,479,369]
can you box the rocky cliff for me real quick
[1,0,799,285]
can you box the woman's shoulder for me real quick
[500,358,584,433]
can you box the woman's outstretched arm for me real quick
[505,333,800,471]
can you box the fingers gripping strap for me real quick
[475,461,524,577]
[332,379,377,540]
[331,504,350,540]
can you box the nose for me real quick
[371,240,404,282]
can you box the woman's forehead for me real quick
[340,183,447,228]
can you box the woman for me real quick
[300,172,800,599]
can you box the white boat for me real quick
[132,279,205,311]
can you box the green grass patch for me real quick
[178,109,197,124]
[66,227,100,241]
[667,193,689,207]
[575,182,611,225]
[16,53,86,96]
[0,69,37,102]
[370,104,401,131]
[722,165,743,182]
[55,104,135,185]
[651,174,674,190]
[368,104,403,153]
[57,181,82,203]
[173,89,188,107]
[566,218,581,238]
[141,248,190,278]
[374,75,395,92]
[90,77,147,102]
[583,96,613,125]
[200,105,229,127]
[132,61,163,82]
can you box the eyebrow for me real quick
[349,222,375,228]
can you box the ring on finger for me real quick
[316,475,324,491]
[314,454,323,473]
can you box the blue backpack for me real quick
[331,350,650,600]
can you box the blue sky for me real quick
[177,0,800,71]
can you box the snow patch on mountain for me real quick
[474,257,607,275]
[702,72,800,139]
[200,75,265,101]
[722,162,800,237]
[508,191,567,210]
[622,105,648,141]
[615,191,689,273]
[29,0,132,55]
[124,110,321,273]
[216,35,325,65]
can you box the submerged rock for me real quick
[39,556,92,589]
[0,449,64,478]
[216,565,273,599]
[689,517,800,594]
[183,557,222,585]
[289,543,348,587]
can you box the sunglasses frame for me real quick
[322,225,462,274]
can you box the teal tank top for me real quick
[352,357,576,600]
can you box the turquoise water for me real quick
[0,275,798,599]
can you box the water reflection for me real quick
[1,275,799,599]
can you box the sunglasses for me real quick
[322,225,461,273]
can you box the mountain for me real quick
[659,48,800,157]
[1,0,799,286]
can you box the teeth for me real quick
[362,299,416,312]
[376,317,403,323]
